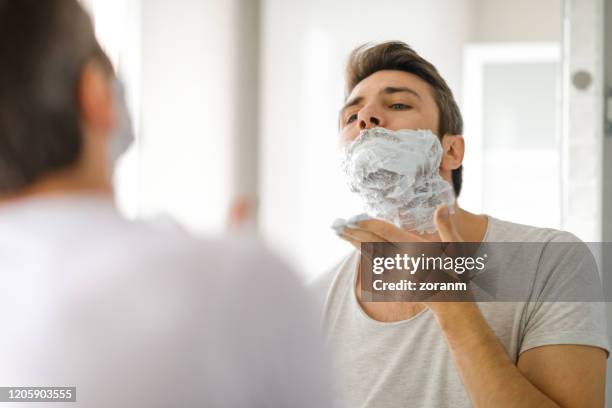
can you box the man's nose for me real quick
[358,107,382,129]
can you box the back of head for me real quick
[0,0,111,195]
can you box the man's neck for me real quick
[0,167,113,207]
[451,206,489,242]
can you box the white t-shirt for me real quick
[313,215,610,408]
[0,194,336,407]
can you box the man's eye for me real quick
[346,113,358,124]
[390,103,411,110]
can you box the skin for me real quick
[337,70,607,407]
[0,59,116,205]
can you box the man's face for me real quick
[339,70,440,143]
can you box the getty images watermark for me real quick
[0,387,76,402]
[360,241,611,302]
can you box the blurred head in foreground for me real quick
[0,0,128,199]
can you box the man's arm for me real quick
[429,210,607,407]
[431,302,606,408]
[518,342,607,407]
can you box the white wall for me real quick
[259,0,477,279]
[88,0,261,232]
[137,0,240,233]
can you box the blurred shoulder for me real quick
[98,217,292,293]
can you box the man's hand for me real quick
[338,205,460,246]
[338,205,471,312]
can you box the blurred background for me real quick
[80,0,611,281]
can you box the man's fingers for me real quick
[353,219,427,243]
[434,205,462,243]
[339,227,386,243]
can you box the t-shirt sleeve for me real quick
[307,251,354,316]
[519,235,610,357]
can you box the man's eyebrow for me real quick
[379,86,421,99]
[338,86,422,122]
[339,96,364,117]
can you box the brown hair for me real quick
[345,41,464,197]
[0,0,112,194]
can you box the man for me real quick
[314,41,609,407]
[0,1,334,406]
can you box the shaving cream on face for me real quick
[341,127,455,234]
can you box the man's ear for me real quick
[78,62,114,136]
[440,134,464,171]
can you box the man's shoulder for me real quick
[485,215,580,243]
[114,217,260,259]
[91,217,284,289]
